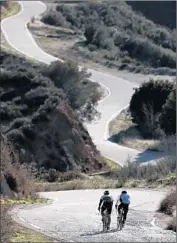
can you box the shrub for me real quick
[42,2,176,72]
[44,60,101,121]
[0,51,102,174]
[158,190,176,215]
[160,88,176,135]
[42,11,69,28]
[129,79,173,136]
[167,217,176,232]
[44,168,59,182]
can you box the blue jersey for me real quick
[116,193,130,205]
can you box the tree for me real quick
[84,24,97,44]
[160,88,176,135]
[129,79,173,125]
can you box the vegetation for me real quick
[41,1,176,75]
[1,134,36,198]
[0,51,103,174]
[127,1,176,29]
[36,156,176,191]
[158,190,176,232]
[160,88,176,135]
[43,60,102,122]
[1,134,39,242]
[10,226,52,242]
[0,1,21,20]
[129,79,176,138]
[1,202,52,243]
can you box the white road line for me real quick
[150,217,162,230]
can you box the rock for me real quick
[0,174,14,198]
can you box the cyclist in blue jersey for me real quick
[115,190,130,225]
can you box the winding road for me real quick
[2,1,175,242]
[1,1,164,166]
[11,189,175,242]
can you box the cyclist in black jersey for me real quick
[98,190,114,230]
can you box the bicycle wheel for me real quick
[102,210,109,232]
[103,215,108,232]
[117,209,124,231]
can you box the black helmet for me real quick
[121,190,127,194]
[104,190,109,195]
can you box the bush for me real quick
[160,88,176,135]
[42,11,69,28]
[158,190,176,215]
[167,217,176,232]
[42,2,176,72]
[0,51,102,174]
[129,79,173,136]
[44,60,101,121]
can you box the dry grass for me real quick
[9,225,52,242]
[1,135,37,198]
[0,2,21,20]
[36,172,176,192]
[1,205,13,242]
[0,135,47,242]
[36,176,119,191]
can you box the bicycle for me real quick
[116,207,125,231]
[102,209,110,232]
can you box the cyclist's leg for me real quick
[101,207,105,221]
[107,205,112,228]
[123,204,129,222]
[118,203,123,215]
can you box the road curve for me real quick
[11,189,176,242]
[1,1,164,166]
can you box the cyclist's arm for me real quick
[98,198,103,211]
[115,196,120,207]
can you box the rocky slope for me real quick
[0,51,103,175]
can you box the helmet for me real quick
[104,190,109,195]
[121,190,127,194]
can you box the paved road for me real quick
[11,189,176,242]
[1,1,165,166]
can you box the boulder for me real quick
[0,174,14,198]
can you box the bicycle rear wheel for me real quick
[117,209,124,231]
[103,215,108,232]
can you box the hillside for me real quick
[41,1,176,75]
[0,51,104,175]
[127,1,176,30]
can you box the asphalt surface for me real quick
[11,189,176,242]
[1,0,165,166]
[2,2,175,242]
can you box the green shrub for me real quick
[160,88,176,135]
[129,79,173,136]
[42,2,176,72]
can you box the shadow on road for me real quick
[108,134,167,164]
[135,149,167,164]
[80,228,119,237]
